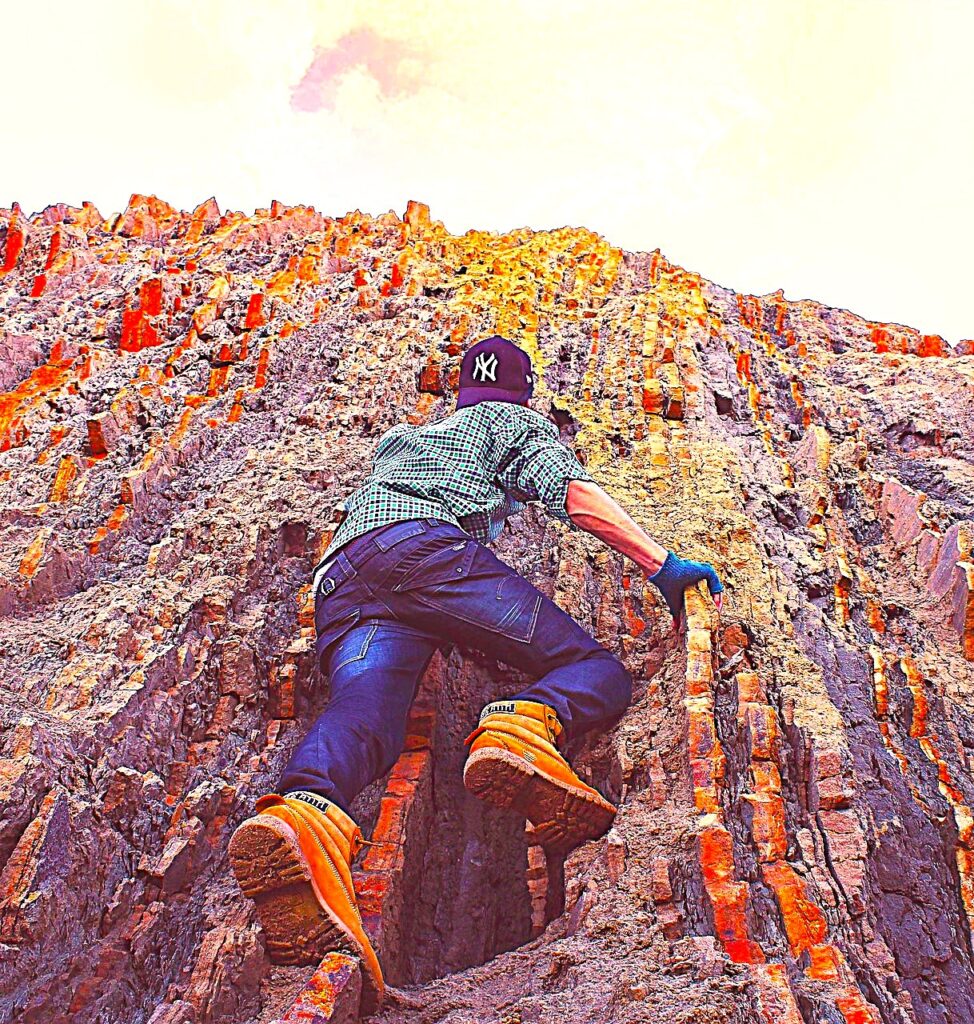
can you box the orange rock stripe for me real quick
[901,656,974,936]
[683,589,802,1020]
[735,665,881,1024]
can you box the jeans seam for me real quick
[371,520,428,552]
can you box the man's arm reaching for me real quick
[565,478,724,624]
[565,478,668,574]
[490,405,723,626]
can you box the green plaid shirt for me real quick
[315,401,596,575]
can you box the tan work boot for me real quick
[463,700,617,854]
[228,791,384,1014]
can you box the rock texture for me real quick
[1,194,973,1024]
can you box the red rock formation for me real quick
[0,196,972,1024]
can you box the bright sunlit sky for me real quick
[6,1,972,342]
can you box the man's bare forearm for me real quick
[565,479,668,575]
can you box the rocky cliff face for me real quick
[0,195,972,1024]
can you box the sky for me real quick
[5,0,972,343]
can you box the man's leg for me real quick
[229,618,437,1001]
[364,532,634,744]
[360,527,634,852]
[278,621,440,811]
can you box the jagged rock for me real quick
[0,196,972,1024]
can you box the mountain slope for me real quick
[0,196,972,1024]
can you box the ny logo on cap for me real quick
[472,352,498,382]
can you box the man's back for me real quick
[317,400,596,566]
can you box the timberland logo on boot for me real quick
[287,790,332,816]
[472,352,498,381]
[481,701,516,720]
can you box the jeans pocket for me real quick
[391,538,476,592]
[331,621,379,672]
[404,545,544,643]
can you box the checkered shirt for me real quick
[315,400,596,571]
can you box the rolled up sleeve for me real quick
[496,418,596,528]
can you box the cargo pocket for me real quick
[489,575,544,642]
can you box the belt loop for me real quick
[336,551,356,578]
[317,551,356,597]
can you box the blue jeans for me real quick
[278,518,633,811]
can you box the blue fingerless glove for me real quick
[648,551,724,623]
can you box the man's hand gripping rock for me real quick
[647,551,724,631]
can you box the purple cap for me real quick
[456,336,534,409]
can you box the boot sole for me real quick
[228,814,383,1015]
[463,747,616,855]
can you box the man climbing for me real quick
[228,335,724,1012]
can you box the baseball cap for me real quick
[456,335,535,409]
